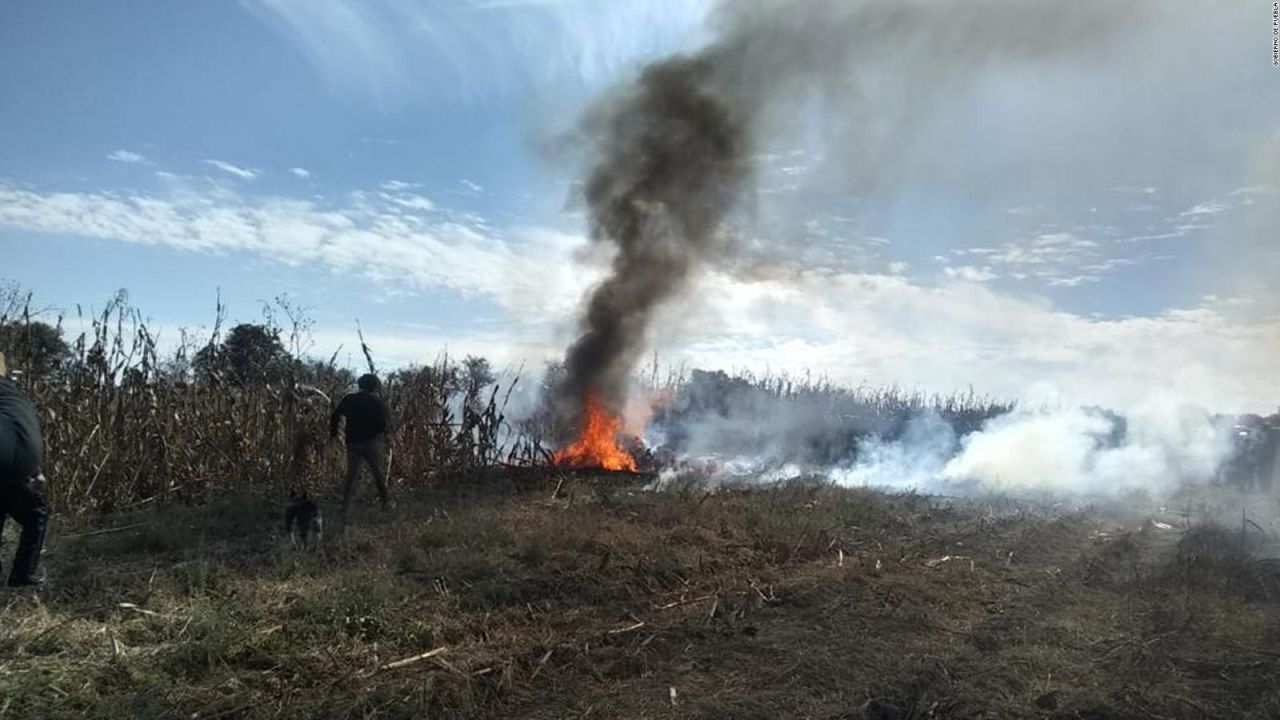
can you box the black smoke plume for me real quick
[555,0,1149,433]
[557,56,750,425]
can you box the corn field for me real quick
[0,287,533,514]
[1,284,1019,514]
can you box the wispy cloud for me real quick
[1,181,1276,413]
[944,265,997,283]
[660,268,1280,414]
[959,232,1153,288]
[381,192,434,211]
[289,167,311,178]
[0,182,588,323]
[107,149,148,165]
[1178,200,1230,218]
[242,0,709,104]
[1230,185,1278,197]
[204,159,260,180]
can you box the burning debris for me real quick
[553,56,749,466]
[551,393,638,472]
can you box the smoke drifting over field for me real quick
[653,385,1244,501]
[556,0,1151,430]
[547,0,1277,498]
[939,402,1232,496]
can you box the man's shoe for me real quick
[7,576,44,588]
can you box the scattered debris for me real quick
[378,646,448,672]
[607,621,646,636]
[924,555,970,568]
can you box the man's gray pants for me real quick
[342,439,389,519]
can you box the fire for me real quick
[554,393,638,472]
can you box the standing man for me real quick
[330,373,392,520]
[0,353,48,587]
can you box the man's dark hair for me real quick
[357,374,381,392]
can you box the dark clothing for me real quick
[0,480,47,584]
[330,391,390,445]
[0,378,42,485]
[0,377,48,584]
[342,439,389,520]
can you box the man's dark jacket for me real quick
[0,378,42,484]
[330,391,390,444]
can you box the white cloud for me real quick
[1122,223,1205,243]
[204,159,260,180]
[0,182,590,325]
[243,0,709,104]
[0,181,1275,414]
[460,179,484,193]
[1230,185,1278,197]
[290,167,311,178]
[1046,275,1099,288]
[983,232,1098,267]
[1178,200,1230,218]
[957,231,1156,287]
[107,150,147,164]
[944,265,997,283]
[308,325,556,375]
[655,269,1280,415]
[381,192,434,211]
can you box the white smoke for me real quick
[939,401,1232,497]
[829,411,957,492]
[650,384,1240,501]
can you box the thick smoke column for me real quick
[557,0,1148,428]
[559,56,750,421]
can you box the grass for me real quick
[3,472,1280,719]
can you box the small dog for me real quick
[284,490,323,547]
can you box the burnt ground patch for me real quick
[2,473,1278,719]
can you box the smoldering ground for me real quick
[645,378,1270,515]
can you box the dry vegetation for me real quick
[4,285,1279,718]
[0,288,524,514]
[3,473,1280,719]
[0,285,1012,515]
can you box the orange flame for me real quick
[554,393,638,472]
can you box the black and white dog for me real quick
[284,490,323,547]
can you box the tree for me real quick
[462,355,496,406]
[0,320,71,377]
[193,323,291,386]
[298,359,355,396]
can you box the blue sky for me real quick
[0,1,1276,412]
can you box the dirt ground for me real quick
[2,471,1279,719]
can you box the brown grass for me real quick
[2,475,1278,719]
